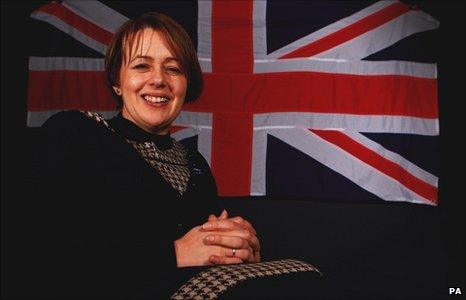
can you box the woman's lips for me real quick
[141,94,170,106]
[142,94,169,103]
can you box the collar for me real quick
[107,113,173,150]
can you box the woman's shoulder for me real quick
[42,110,112,132]
[43,110,100,125]
[40,110,115,144]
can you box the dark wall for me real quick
[409,0,465,294]
[2,1,464,299]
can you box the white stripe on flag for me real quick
[254,58,437,78]
[342,130,438,187]
[31,11,107,54]
[173,111,213,165]
[251,128,268,195]
[253,112,439,136]
[29,57,104,71]
[269,127,435,205]
[173,111,213,128]
[252,0,267,60]
[265,1,397,59]
[198,0,212,73]
[315,10,439,60]
[62,0,128,33]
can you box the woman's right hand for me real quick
[174,224,253,267]
[204,210,261,264]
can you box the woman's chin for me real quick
[143,119,169,134]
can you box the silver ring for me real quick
[232,249,236,257]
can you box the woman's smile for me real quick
[141,94,170,105]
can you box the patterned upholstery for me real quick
[171,259,322,300]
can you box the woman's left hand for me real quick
[203,210,261,264]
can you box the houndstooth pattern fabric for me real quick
[127,140,190,194]
[171,259,322,300]
[81,111,190,194]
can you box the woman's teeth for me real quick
[143,95,168,103]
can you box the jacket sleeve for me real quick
[26,111,180,298]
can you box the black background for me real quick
[1,1,464,299]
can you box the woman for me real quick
[30,12,259,298]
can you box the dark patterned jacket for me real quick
[26,110,219,299]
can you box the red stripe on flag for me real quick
[211,112,253,196]
[186,73,438,118]
[29,71,437,118]
[37,2,113,46]
[170,125,188,134]
[28,71,115,111]
[281,2,410,58]
[311,129,438,203]
[212,1,253,73]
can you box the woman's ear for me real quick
[113,86,121,95]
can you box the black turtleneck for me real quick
[108,113,173,150]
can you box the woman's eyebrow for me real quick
[129,56,179,64]
[129,55,153,63]
[164,57,180,64]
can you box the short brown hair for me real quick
[105,12,203,110]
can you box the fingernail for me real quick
[205,235,214,242]
[203,222,213,229]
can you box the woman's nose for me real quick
[149,68,166,87]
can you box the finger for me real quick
[208,214,217,222]
[202,219,236,231]
[202,219,256,236]
[219,209,228,220]
[204,235,249,250]
[202,224,260,252]
[224,247,253,262]
[218,229,260,252]
[253,251,261,263]
[230,216,257,235]
[233,229,260,252]
[247,233,260,252]
[209,255,243,265]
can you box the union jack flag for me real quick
[27,0,439,205]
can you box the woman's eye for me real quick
[165,66,182,75]
[133,64,150,70]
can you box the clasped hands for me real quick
[174,209,261,267]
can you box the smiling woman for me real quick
[105,12,202,135]
[115,28,188,135]
[27,12,261,299]
[105,12,203,111]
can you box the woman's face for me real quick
[116,28,187,135]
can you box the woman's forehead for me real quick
[123,28,174,59]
